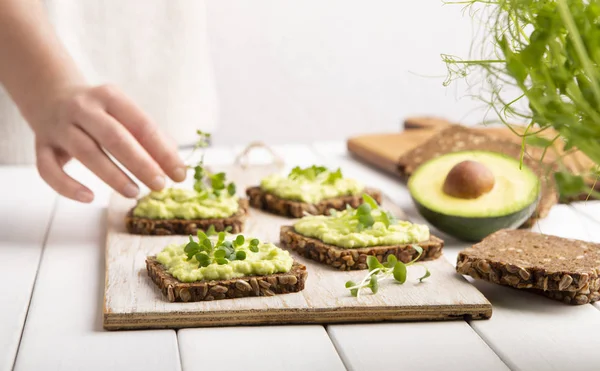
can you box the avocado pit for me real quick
[442,160,495,199]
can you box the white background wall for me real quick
[208,0,486,145]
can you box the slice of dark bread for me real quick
[246,186,382,218]
[280,226,443,271]
[397,125,558,225]
[457,229,600,304]
[126,199,249,235]
[146,257,308,302]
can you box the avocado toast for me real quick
[280,194,444,270]
[127,130,248,235]
[247,165,382,217]
[126,188,248,235]
[147,230,307,302]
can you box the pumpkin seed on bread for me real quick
[457,229,600,305]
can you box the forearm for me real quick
[0,0,84,122]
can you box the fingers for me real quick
[66,127,140,199]
[76,107,168,191]
[36,145,94,203]
[93,85,187,182]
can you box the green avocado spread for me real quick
[294,209,430,248]
[156,237,293,282]
[133,188,239,219]
[260,166,363,204]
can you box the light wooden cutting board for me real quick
[103,164,492,330]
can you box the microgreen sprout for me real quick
[187,130,237,198]
[345,245,431,297]
[183,227,261,268]
[325,194,397,232]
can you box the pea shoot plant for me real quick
[342,194,431,296]
[442,0,600,200]
[187,131,236,198]
[184,225,260,268]
[288,165,343,185]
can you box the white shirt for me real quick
[0,0,219,164]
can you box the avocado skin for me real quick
[412,196,539,242]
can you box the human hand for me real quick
[29,84,187,203]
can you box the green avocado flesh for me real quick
[156,238,293,282]
[260,172,363,204]
[293,210,430,248]
[408,151,540,241]
[133,188,239,219]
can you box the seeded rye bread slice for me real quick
[457,229,600,305]
[147,257,308,302]
[246,186,382,218]
[397,125,558,226]
[280,226,444,271]
[126,199,249,235]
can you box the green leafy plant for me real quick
[188,130,237,197]
[183,228,257,268]
[344,246,430,297]
[442,0,600,200]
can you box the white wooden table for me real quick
[3,142,600,371]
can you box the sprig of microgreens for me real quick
[288,165,343,185]
[345,246,431,297]
[183,226,260,268]
[187,130,236,197]
[328,194,397,232]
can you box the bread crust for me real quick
[246,186,382,218]
[457,229,600,305]
[280,226,444,271]
[146,257,308,302]
[125,199,249,235]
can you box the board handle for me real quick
[234,142,285,169]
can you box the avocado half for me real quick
[408,151,540,242]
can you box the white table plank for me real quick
[13,163,181,371]
[179,326,346,371]
[0,167,57,371]
[328,322,507,371]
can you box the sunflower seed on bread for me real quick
[457,229,600,304]
[246,186,382,218]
